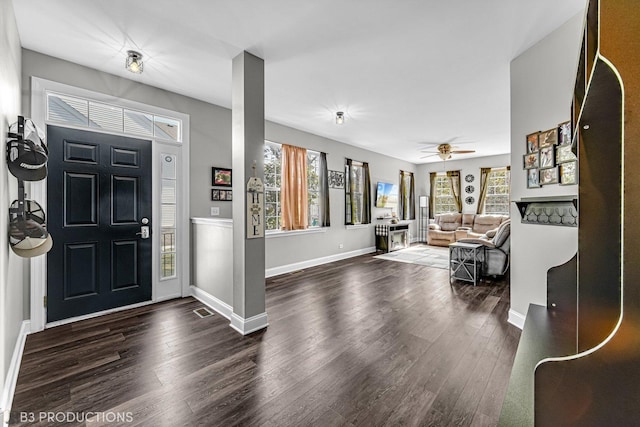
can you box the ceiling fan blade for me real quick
[419,153,439,159]
[450,150,475,154]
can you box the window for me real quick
[482,168,511,214]
[345,159,371,225]
[264,141,322,231]
[46,92,182,142]
[307,151,321,227]
[160,154,178,279]
[433,175,457,215]
[264,142,282,231]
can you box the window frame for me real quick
[263,140,322,233]
[482,168,511,215]
[433,175,457,215]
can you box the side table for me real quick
[449,242,484,285]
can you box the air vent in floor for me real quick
[193,307,214,318]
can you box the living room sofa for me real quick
[427,213,509,247]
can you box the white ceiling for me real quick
[12,0,586,164]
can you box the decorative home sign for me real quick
[212,167,232,187]
[328,170,345,189]
[246,176,264,239]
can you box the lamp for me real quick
[126,50,144,74]
[336,111,344,125]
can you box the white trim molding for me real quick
[190,286,232,320]
[508,309,526,330]
[1,320,30,424]
[266,228,327,238]
[230,312,269,336]
[265,246,376,278]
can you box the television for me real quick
[375,182,399,208]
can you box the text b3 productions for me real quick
[17,411,134,424]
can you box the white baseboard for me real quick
[508,309,526,330]
[230,312,269,335]
[265,246,376,278]
[190,286,233,320]
[1,320,31,425]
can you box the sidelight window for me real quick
[160,154,178,279]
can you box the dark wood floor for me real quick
[10,254,520,427]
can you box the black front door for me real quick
[46,126,152,322]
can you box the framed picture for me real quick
[523,152,539,169]
[560,161,577,185]
[539,128,558,147]
[556,144,577,164]
[527,168,540,188]
[540,167,559,185]
[558,121,571,145]
[219,189,233,201]
[211,189,220,201]
[526,132,539,153]
[539,145,555,168]
[212,167,232,187]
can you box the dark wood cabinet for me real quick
[500,1,640,425]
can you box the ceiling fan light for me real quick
[126,50,144,74]
[336,111,344,125]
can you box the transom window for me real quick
[46,92,182,142]
[433,175,457,215]
[264,141,321,231]
[483,168,511,215]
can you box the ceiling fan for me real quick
[420,143,476,160]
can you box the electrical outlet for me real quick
[210,207,220,216]
[339,243,344,249]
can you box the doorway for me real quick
[46,126,152,322]
[29,77,191,331]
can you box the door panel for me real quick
[47,125,152,322]
[64,172,98,226]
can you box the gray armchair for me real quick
[457,219,510,276]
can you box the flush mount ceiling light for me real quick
[126,50,144,74]
[335,111,345,125]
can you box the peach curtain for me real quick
[281,144,309,230]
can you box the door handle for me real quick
[136,226,150,239]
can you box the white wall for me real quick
[265,121,416,270]
[416,154,511,214]
[192,220,233,306]
[0,0,25,411]
[508,12,584,323]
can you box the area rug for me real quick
[373,244,449,269]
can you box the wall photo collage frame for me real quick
[524,121,577,188]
